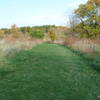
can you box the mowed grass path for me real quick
[0,43,100,100]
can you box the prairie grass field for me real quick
[0,0,100,99]
[0,36,99,100]
[0,43,100,100]
[64,37,100,70]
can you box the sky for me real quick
[0,0,88,28]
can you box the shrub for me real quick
[48,29,56,42]
[0,30,5,38]
[30,30,44,38]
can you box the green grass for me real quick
[66,46,100,70]
[0,43,100,100]
[85,54,100,70]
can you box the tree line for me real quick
[0,25,56,39]
[0,0,99,40]
[0,24,67,42]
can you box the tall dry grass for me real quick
[64,37,100,53]
[64,37,100,70]
[0,37,43,57]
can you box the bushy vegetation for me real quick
[63,0,100,70]
[0,25,67,43]
[68,0,100,38]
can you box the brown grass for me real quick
[64,37,100,53]
[0,37,44,57]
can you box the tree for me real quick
[29,29,44,38]
[48,28,56,42]
[89,0,100,6]
[20,26,31,33]
[68,14,80,36]
[0,29,5,38]
[10,24,21,38]
[73,0,100,38]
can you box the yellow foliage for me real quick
[48,28,56,42]
[89,0,100,6]
[0,30,5,38]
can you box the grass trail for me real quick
[0,43,100,100]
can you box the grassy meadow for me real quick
[0,0,100,99]
[0,43,100,100]
[0,25,99,100]
[64,37,100,70]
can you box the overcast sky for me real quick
[0,0,88,28]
